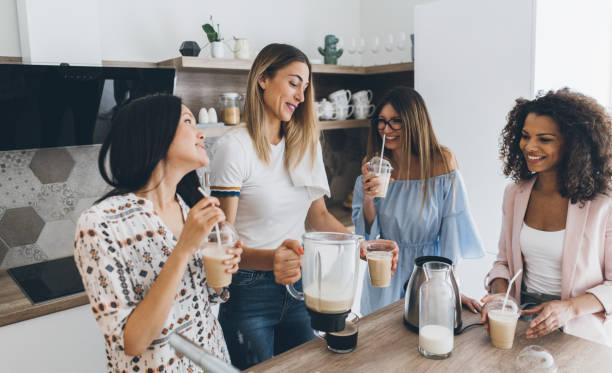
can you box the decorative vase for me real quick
[179,41,201,57]
[211,41,224,58]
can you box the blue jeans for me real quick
[219,270,315,370]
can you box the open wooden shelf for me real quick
[4,56,414,75]
[157,57,413,75]
[198,119,369,138]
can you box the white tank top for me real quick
[519,223,565,296]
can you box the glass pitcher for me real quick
[286,232,363,332]
[418,261,455,359]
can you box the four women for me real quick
[75,42,612,371]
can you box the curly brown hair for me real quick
[500,88,612,204]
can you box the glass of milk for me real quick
[418,261,455,359]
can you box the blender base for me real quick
[307,309,351,333]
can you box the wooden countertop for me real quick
[249,300,612,372]
[0,270,88,327]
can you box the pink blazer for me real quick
[486,178,612,346]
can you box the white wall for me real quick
[0,0,21,56]
[414,0,535,257]
[534,0,612,106]
[98,0,361,65]
[359,0,437,65]
[0,305,106,373]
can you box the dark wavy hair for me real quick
[97,94,202,207]
[500,88,612,204]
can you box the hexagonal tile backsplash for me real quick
[0,145,105,268]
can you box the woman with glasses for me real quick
[352,86,485,315]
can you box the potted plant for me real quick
[202,15,224,58]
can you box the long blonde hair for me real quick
[366,87,452,210]
[243,43,319,170]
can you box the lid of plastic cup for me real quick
[369,156,393,172]
[515,345,557,372]
[206,221,239,247]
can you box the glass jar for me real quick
[218,92,242,125]
[418,261,455,359]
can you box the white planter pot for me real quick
[211,41,224,58]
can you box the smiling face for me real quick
[519,113,565,174]
[166,105,208,170]
[258,61,310,123]
[377,104,403,151]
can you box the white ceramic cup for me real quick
[354,104,375,119]
[333,102,354,120]
[318,99,336,120]
[352,89,373,105]
[329,89,352,105]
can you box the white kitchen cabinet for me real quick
[0,305,106,373]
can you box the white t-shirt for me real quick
[520,223,565,296]
[209,127,329,250]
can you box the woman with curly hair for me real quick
[481,88,612,346]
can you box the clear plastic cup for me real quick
[515,345,557,372]
[368,157,393,198]
[201,221,238,288]
[365,241,394,287]
[485,294,520,349]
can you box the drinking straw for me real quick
[198,187,221,247]
[378,134,386,171]
[502,269,522,311]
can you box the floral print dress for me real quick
[74,193,230,373]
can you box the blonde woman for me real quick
[208,43,380,369]
[352,86,485,315]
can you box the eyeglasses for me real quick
[374,118,403,130]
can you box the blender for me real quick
[286,232,363,332]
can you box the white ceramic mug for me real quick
[318,99,336,120]
[354,104,375,119]
[333,102,354,120]
[352,89,373,105]
[329,89,352,105]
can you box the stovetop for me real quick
[7,256,84,304]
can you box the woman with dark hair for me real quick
[482,88,612,346]
[74,94,243,372]
[352,86,485,315]
[208,43,397,369]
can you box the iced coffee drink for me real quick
[365,241,395,288]
[486,296,520,349]
[201,221,238,288]
[368,157,393,198]
[202,245,233,288]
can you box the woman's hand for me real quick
[359,239,399,276]
[523,300,576,339]
[176,196,225,257]
[461,294,482,314]
[273,239,304,285]
[224,240,243,274]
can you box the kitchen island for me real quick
[248,299,612,372]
